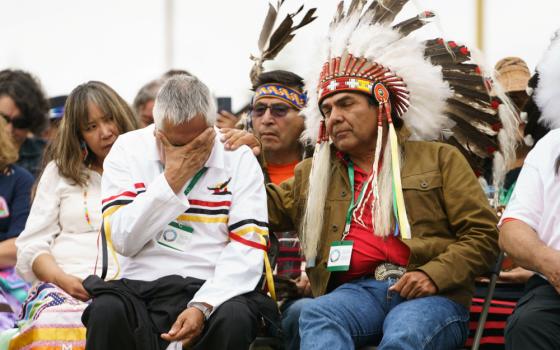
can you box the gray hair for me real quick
[153,75,216,128]
[132,79,163,116]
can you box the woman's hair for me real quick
[50,81,138,186]
[0,117,18,171]
[0,69,49,134]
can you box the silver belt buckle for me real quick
[374,262,406,281]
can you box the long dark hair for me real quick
[51,81,138,186]
[0,69,49,134]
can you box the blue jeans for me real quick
[281,298,314,350]
[297,278,469,350]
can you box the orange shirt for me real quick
[267,160,299,185]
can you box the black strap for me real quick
[100,220,109,280]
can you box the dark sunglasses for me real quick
[1,113,31,129]
[250,103,294,118]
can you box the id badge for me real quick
[327,240,353,272]
[157,222,193,252]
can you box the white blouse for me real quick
[16,161,116,283]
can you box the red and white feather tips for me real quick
[316,53,410,119]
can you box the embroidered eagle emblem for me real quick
[207,177,232,195]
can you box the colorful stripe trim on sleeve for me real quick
[101,183,145,213]
[228,219,269,231]
[228,219,270,250]
[176,199,231,224]
[228,219,276,302]
[228,233,267,250]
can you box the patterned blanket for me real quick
[8,283,87,350]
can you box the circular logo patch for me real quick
[163,229,178,242]
[329,249,341,263]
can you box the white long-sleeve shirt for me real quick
[16,162,117,283]
[101,125,266,311]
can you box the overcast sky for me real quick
[1,0,559,110]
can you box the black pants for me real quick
[82,275,262,350]
[505,275,560,350]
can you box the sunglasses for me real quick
[250,103,294,118]
[1,113,31,129]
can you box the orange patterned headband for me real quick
[254,83,307,109]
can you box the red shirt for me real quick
[336,155,410,284]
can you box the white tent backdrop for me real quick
[1,0,559,110]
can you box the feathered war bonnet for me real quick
[300,0,519,264]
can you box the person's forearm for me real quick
[499,220,556,273]
[107,175,188,256]
[0,238,17,269]
[31,253,66,284]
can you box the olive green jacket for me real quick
[266,140,499,308]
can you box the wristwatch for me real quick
[190,302,212,320]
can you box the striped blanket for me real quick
[8,283,87,350]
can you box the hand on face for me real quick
[157,127,215,193]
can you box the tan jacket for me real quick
[267,140,499,308]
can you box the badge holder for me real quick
[157,221,194,252]
[327,240,354,272]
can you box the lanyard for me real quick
[499,181,516,206]
[184,167,208,196]
[343,161,369,239]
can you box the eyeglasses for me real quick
[250,103,294,118]
[1,113,31,129]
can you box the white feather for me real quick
[304,12,452,143]
[535,29,560,130]
[300,142,332,262]
[472,48,520,184]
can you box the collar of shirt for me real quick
[335,151,368,177]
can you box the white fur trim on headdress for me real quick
[303,15,452,143]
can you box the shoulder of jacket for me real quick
[404,140,462,158]
[294,158,313,176]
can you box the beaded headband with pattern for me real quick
[254,83,308,110]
